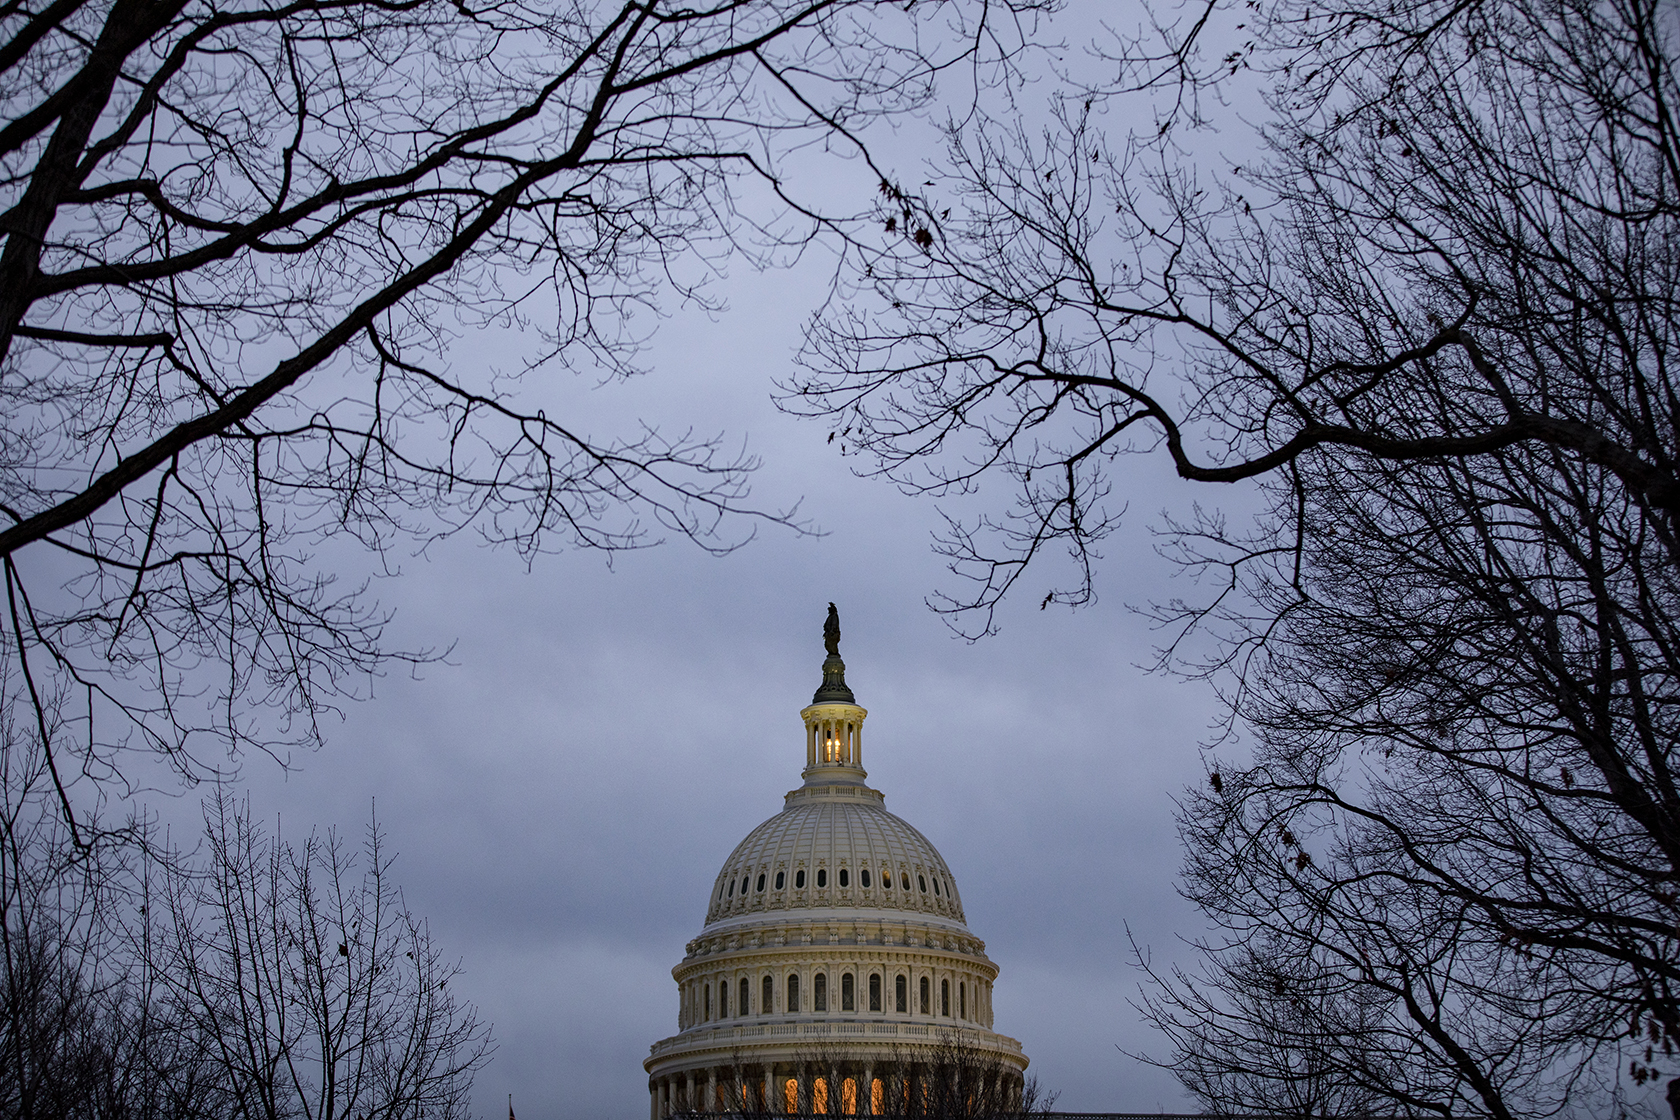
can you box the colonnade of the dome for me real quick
[674,931,997,1031]
[648,1046,1030,1119]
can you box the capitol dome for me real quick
[645,606,1030,1119]
[705,787,967,929]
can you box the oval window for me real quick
[742,876,750,895]
[902,873,910,890]
[882,868,892,889]
[932,878,941,896]
[817,868,828,888]
[756,873,766,892]
[796,869,806,888]
[918,875,927,892]
[839,868,849,887]
[860,868,871,888]
[775,871,785,890]
[728,879,735,897]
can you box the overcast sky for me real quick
[139,9,1273,1116]
[186,258,1256,1120]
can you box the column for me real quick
[762,1063,774,1116]
[707,1069,717,1113]
[686,1071,697,1112]
[863,1063,874,1116]
[650,1083,658,1120]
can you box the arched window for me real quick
[775,870,785,889]
[919,874,928,893]
[739,977,750,1016]
[796,869,806,888]
[841,972,855,1012]
[756,873,766,892]
[720,981,729,1018]
[869,973,882,1012]
[902,872,910,890]
[788,973,800,1012]
[941,978,950,1016]
[919,976,930,1014]
[960,982,967,1019]
[816,868,828,888]
[895,974,907,1014]
[762,974,774,1015]
[860,868,871,888]
[815,972,828,1012]
[838,867,849,887]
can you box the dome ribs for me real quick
[702,796,967,930]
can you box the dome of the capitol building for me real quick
[705,785,966,928]
[645,606,1030,1117]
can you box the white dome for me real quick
[705,784,966,927]
[645,612,1029,1116]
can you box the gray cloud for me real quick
[141,194,1253,1120]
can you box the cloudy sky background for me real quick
[134,8,1275,1117]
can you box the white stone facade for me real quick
[644,639,1029,1116]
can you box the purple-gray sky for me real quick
[141,10,1276,1115]
[207,255,1252,1120]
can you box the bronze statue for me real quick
[812,602,855,704]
